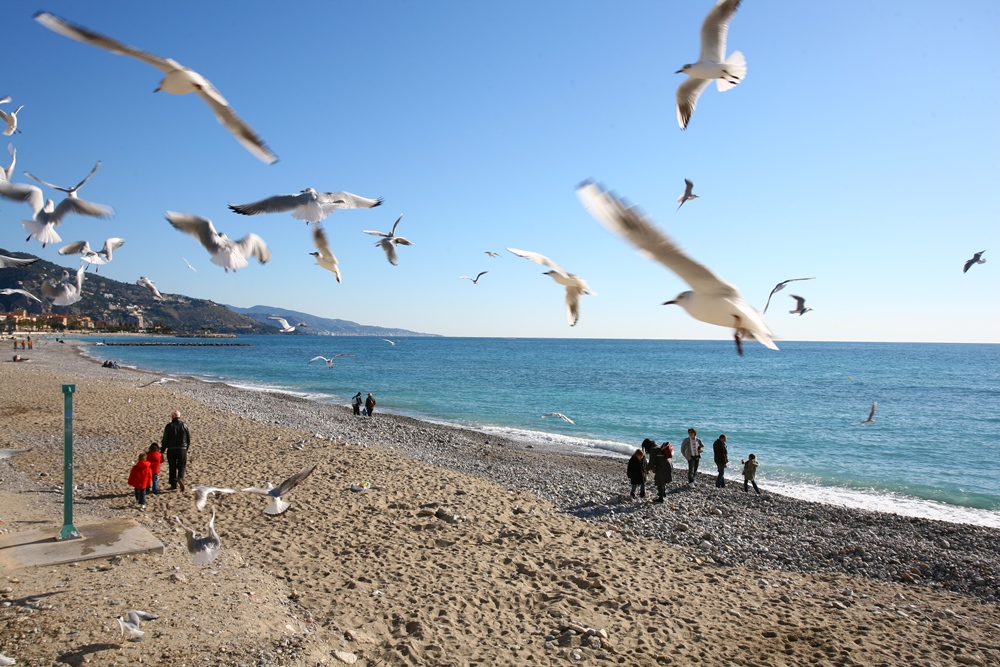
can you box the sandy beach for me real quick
[0,339,998,666]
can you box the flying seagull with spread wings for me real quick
[677,178,699,210]
[309,223,341,282]
[243,464,317,515]
[854,401,877,426]
[166,212,270,272]
[229,188,381,223]
[308,353,355,368]
[459,271,488,284]
[59,237,125,272]
[963,250,985,274]
[542,412,575,424]
[763,277,815,314]
[175,510,222,564]
[789,295,812,316]
[507,248,595,326]
[364,214,413,265]
[268,316,295,333]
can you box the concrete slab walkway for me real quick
[0,518,163,570]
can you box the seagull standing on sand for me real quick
[763,277,816,314]
[116,610,158,640]
[0,288,41,303]
[191,485,236,512]
[364,214,413,265]
[459,271,488,284]
[0,254,37,268]
[59,237,125,272]
[578,180,776,355]
[675,0,746,130]
[309,223,341,282]
[0,100,22,136]
[166,212,270,272]
[677,178,699,210]
[41,264,85,306]
[34,12,277,164]
[136,276,162,299]
[175,510,221,564]
[542,412,575,424]
[963,250,985,274]
[268,316,296,333]
[229,188,382,223]
[789,295,812,316]
[1,143,15,181]
[243,463,317,515]
[507,248,595,327]
[854,401,877,426]
[308,353,356,368]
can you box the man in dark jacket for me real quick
[161,410,191,491]
[713,434,729,488]
[647,444,672,503]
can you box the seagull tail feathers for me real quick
[264,498,290,515]
[716,51,746,91]
[22,219,61,246]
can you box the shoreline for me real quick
[1,340,998,665]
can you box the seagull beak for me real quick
[675,69,684,74]
[662,299,678,306]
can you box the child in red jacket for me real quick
[146,443,164,495]
[128,453,152,510]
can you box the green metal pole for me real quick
[58,384,81,540]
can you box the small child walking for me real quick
[741,453,761,495]
[146,443,164,494]
[128,452,152,510]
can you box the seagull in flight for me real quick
[34,12,277,164]
[459,271,488,284]
[364,214,413,265]
[675,0,746,130]
[229,188,381,223]
[308,353,356,368]
[180,255,197,272]
[0,253,37,268]
[0,288,41,303]
[381,339,397,346]
[58,237,125,272]
[963,250,985,274]
[578,180,776,355]
[141,377,177,387]
[243,463,317,515]
[762,277,815,314]
[41,264,85,306]
[0,448,32,460]
[507,248,595,327]
[677,178,699,210]
[175,510,221,564]
[309,223,341,282]
[191,485,236,512]
[789,295,812,316]
[166,212,270,272]
[116,610,158,640]
[0,100,22,136]
[136,276,162,299]
[484,251,501,258]
[0,182,113,248]
[268,316,296,333]
[542,412,575,424]
[1,143,15,181]
[854,401,877,426]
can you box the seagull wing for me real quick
[380,238,399,265]
[676,77,711,131]
[475,271,488,282]
[229,192,310,216]
[232,233,271,265]
[0,288,42,303]
[577,181,738,296]
[362,229,388,237]
[506,248,570,279]
[565,286,581,326]
[24,170,69,192]
[192,83,277,165]
[50,197,114,224]
[684,178,694,197]
[699,0,742,63]
[58,240,90,256]
[332,354,356,359]
[273,463,317,497]
[867,401,877,422]
[0,254,37,268]
[128,610,158,624]
[269,316,292,329]
[101,237,126,259]
[789,294,807,313]
[322,191,383,209]
[312,223,333,256]
[166,212,222,253]
[34,12,178,74]
[389,213,404,235]
[0,180,45,217]
[70,161,102,193]
[308,356,329,364]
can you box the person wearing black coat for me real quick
[713,434,729,488]
[647,444,673,503]
[627,449,647,499]
[161,410,191,491]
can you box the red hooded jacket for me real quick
[146,450,163,475]
[128,460,152,490]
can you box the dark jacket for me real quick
[627,454,646,484]
[713,438,728,466]
[647,447,672,484]
[161,418,190,451]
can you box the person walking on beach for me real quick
[352,392,363,416]
[146,442,164,494]
[680,428,704,487]
[741,454,761,494]
[647,442,673,503]
[26,336,32,350]
[161,410,191,491]
[127,452,152,510]
[713,434,729,488]
[627,449,647,499]
[365,392,376,417]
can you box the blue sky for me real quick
[1,1,997,342]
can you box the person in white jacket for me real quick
[680,428,705,487]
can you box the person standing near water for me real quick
[647,442,673,503]
[161,410,191,491]
[627,449,646,499]
[365,393,376,417]
[352,392,363,416]
[741,454,761,494]
[713,434,729,488]
[680,428,704,487]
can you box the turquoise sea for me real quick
[80,336,1000,528]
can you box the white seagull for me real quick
[243,463,317,515]
[763,277,816,314]
[542,412,575,424]
[41,264,85,306]
[229,188,382,223]
[364,214,413,265]
[116,610,158,640]
[0,288,41,303]
[963,250,986,274]
[309,223,341,282]
[381,339,397,346]
[789,294,812,316]
[854,401,877,426]
[308,353,356,368]
[191,485,236,512]
[0,653,14,666]
[24,159,102,199]
[136,276,162,299]
[459,271,488,284]
[166,211,270,272]
[507,247,595,327]
[34,12,277,164]
[677,178,699,210]
[0,253,37,268]
[675,0,746,130]
[140,377,177,387]
[578,180,776,355]
[58,237,125,272]
[1,143,15,181]
[175,510,222,565]
[180,255,197,272]
[0,101,22,136]
[0,181,114,248]
[268,316,296,333]
[0,448,32,460]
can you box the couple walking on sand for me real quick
[352,392,377,416]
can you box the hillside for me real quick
[226,304,438,337]
[0,248,270,334]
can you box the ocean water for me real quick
[80,336,1000,528]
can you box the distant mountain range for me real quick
[225,305,438,337]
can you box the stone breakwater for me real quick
[170,374,1000,607]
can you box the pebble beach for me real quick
[0,339,998,666]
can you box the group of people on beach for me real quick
[127,409,191,509]
[627,428,760,503]
[351,392,377,417]
[11,336,32,350]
